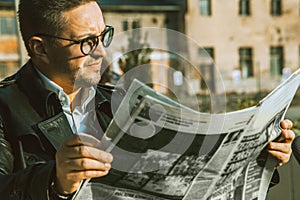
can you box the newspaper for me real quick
[74,69,300,200]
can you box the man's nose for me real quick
[92,42,107,58]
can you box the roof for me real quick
[98,0,186,12]
[99,0,183,6]
[0,0,14,8]
[1,0,183,4]
[0,0,186,12]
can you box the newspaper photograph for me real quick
[75,68,300,200]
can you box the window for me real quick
[199,48,214,59]
[199,47,215,92]
[132,20,140,29]
[239,47,253,78]
[0,16,17,35]
[271,0,282,16]
[239,0,250,16]
[270,46,284,76]
[122,20,140,31]
[122,21,128,31]
[199,0,212,16]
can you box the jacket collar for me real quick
[16,60,61,118]
[15,60,110,118]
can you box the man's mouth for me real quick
[88,60,101,66]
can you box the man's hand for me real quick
[267,119,295,167]
[54,133,113,195]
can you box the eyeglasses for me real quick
[35,25,114,55]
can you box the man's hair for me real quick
[18,0,97,55]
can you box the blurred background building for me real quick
[0,0,19,78]
[186,0,300,94]
[0,0,300,199]
[101,0,300,95]
[2,0,300,95]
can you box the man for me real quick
[0,0,113,199]
[0,0,295,199]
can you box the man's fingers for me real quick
[268,140,292,166]
[268,141,292,154]
[56,154,112,186]
[65,158,111,171]
[55,133,114,192]
[58,168,110,186]
[268,149,291,165]
[62,145,113,163]
[280,129,295,143]
[62,133,102,148]
[280,119,293,130]
[65,170,110,181]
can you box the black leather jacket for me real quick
[0,60,114,199]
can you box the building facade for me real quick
[0,0,19,79]
[100,0,188,94]
[1,0,300,94]
[185,0,300,93]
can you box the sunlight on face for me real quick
[50,2,107,89]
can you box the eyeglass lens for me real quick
[81,26,113,55]
[102,28,113,47]
[81,38,98,55]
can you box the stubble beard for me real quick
[73,63,102,89]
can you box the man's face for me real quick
[45,2,106,89]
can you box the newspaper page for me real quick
[74,68,300,200]
[187,69,300,200]
[97,95,257,200]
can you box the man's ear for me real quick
[28,36,50,64]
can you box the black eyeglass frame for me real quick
[35,25,114,55]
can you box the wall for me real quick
[185,0,300,93]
